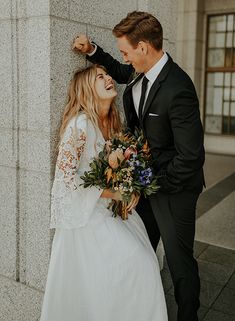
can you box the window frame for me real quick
[203,12,235,136]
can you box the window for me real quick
[204,14,235,135]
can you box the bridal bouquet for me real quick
[80,129,160,220]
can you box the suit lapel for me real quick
[123,73,144,131]
[142,79,161,120]
[142,54,173,120]
[122,53,174,128]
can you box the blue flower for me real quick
[138,167,153,186]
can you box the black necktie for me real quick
[138,76,149,121]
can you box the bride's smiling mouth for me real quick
[105,83,114,91]
[105,81,114,90]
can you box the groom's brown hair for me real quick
[112,11,163,51]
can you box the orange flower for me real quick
[112,172,117,182]
[142,141,149,154]
[105,168,113,183]
[123,133,131,142]
[108,149,125,169]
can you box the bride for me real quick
[40,64,168,321]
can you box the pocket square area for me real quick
[148,113,159,116]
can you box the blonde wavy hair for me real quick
[59,64,122,142]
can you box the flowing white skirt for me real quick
[40,200,168,321]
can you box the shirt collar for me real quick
[145,51,168,84]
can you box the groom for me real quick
[73,11,205,321]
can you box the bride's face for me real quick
[94,67,117,102]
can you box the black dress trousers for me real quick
[149,190,200,321]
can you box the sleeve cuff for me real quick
[87,43,97,56]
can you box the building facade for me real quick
[0,0,234,320]
[177,0,235,155]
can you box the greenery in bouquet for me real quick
[80,128,160,219]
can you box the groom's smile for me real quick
[117,36,146,73]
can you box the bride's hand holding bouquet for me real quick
[80,129,159,220]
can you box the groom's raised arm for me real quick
[73,34,133,84]
[87,43,133,84]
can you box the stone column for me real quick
[0,1,177,320]
[176,0,205,105]
[0,1,52,320]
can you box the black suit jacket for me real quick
[88,45,205,194]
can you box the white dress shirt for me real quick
[132,52,168,115]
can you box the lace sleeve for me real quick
[50,116,103,229]
[56,126,86,191]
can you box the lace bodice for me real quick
[50,114,104,229]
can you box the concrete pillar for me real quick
[176,0,205,105]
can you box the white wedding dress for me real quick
[40,113,168,321]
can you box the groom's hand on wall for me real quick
[72,34,95,55]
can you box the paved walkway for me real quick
[162,153,235,321]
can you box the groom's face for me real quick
[117,36,146,73]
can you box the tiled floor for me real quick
[162,153,235,321]
[162,242,235,321]
[203,153,235,188]
[196,191,235,250]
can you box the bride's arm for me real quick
[55,125,86,191]
[51,117,103,228]
[101,190,139,212]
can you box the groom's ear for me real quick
[138,41,148,55]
